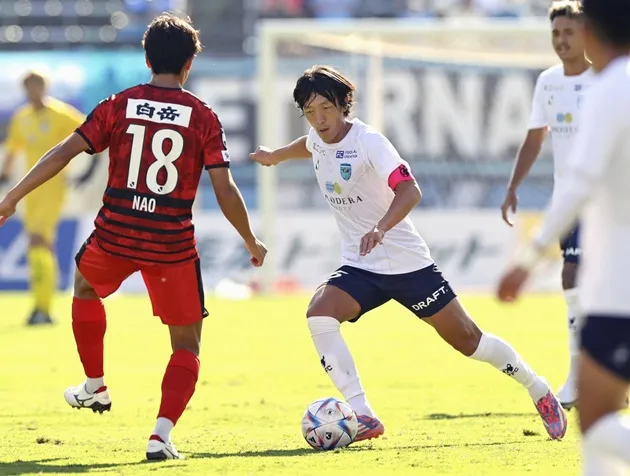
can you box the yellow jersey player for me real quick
[0,72,86,325]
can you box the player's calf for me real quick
[147,321,202,461]
[429,299,566,439]
[307,285,379,422]
[71,270,107,394]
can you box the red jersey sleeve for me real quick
[76,95,115,155]
[203,111,230,169]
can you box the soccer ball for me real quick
[301,397,358,450]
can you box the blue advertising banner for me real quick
[0,218,81,291]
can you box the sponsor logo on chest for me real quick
[335,149,357,159]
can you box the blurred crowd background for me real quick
[0,0,561,292]
[0,0,554,53]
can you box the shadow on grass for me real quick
[424,412,534,420]
[345,440,532,451]
[0,458,186,475]
[189,439,531,460]
[189,448,315,459]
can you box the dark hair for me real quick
[582,0,630,47]
[549,0,583,22]
[22,71,47,88]
[293,65,356,117]
[142,13,202,75]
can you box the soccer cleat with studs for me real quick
[146,435,183,460]
[64,381,111,414]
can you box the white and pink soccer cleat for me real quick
[354,415,385,442]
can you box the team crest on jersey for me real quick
[340,163,352,181]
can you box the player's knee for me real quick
[562,262,579,290]
[74,270,98,300]
[169,323,202,356]
[306,286,361,322]
[447,321,483,357]
[306,298,356,323]
[29,233,49,249]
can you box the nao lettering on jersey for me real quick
[411,286,448,311]
[132,196,156,213]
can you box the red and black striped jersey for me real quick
[76,84,229,264]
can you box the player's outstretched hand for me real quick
[360,226,385,256]
[501,189,518,227]
[0,196,17,227]
[496,266,529,303]
[245,238,268,267]
[250,146,280,167]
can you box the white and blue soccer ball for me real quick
[301,397,358,450]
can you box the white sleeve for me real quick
[365,132,411,182]
[527,74,548,130]
[533,84,621,248]
[305,128,315,153]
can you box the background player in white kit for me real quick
[251,65,567,442]
[501,0,592,409]
[498,0,630,473]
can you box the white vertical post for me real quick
[366,39,384,132]
[255,25,277,294]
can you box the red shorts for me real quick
[75,234,207,326]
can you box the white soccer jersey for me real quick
[529,65,596,186]
[534,57,630,315]
[305,119,433,274]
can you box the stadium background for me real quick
[0,0,562,295]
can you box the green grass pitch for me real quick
[0,292,588,475]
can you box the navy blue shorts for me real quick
[581,315,630,382]
[560,224,581,264]
[321,264,457,321]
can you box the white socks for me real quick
[86,377,105,394]
[583,413,630,475]
[308,316,376,418]
[470,333,549,401]
[564,288,581,381]
[153,417,174,443]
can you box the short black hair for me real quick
[293,65,356,117]
[22,71,47,89]
[582,0,630,47]
[549,0,583,22]
[142,13,202,75]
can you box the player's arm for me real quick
[209,168,255,241]
[498,85,620,301]
[507,128,547,191]
[0,153,17,186]
[376,175,421,233]
[501,75,548,226]
[0,113,25,184]
[0,96,112,218]
[361,135,421,255]
[501,128,547,226]
[205,111,266,266]
[361,168,421,256]
[250,136,311,166]
[208,167,266,266]
[61,103,101,186]
[1,133,89,208]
